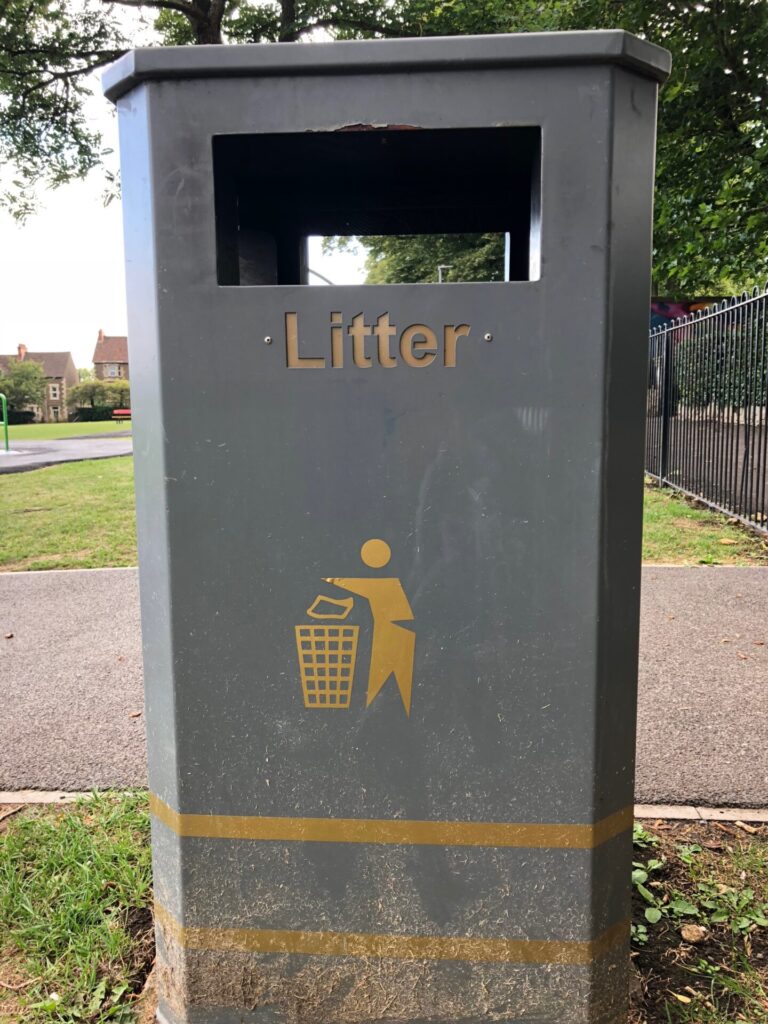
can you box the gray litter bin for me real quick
[105,29,670,1024]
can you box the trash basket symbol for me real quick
[295,595,358,709]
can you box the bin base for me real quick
[155,930,629,1024]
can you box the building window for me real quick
[107,364,118,377]
[49,383,60,400]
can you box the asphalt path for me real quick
[1,566,766,805]
[0,433,133,474]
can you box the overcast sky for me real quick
[0,86,127,370]
[0,48,366,371]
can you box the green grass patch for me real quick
[8,422,129,442]
[0,793,153,1024]
[0,458,137,571]
[643,484,768,565]
[630,820,768,1022]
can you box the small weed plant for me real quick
[630,822,768,1023]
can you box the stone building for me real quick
[0,344,78,422]
[93,329,130,380]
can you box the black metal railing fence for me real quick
[646,285,768,532]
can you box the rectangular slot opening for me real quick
[214,126,541,286]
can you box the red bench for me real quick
[112,409,132,421]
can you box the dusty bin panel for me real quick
[105,32,670,1024]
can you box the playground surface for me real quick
[1,564,766,805]
[0,434,133,473]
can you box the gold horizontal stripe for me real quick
[155,902,628,966]
[149,794,631,850]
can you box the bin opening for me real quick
[213,127,541,286]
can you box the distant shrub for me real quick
[70,406,118,422]
[6,409,36,425]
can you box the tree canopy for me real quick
[67,378,131,410]
[0,358,46,411]
[0,0,124,218]
[561,0,768,294]
[1,0,766,292]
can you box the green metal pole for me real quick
[0,393,7,452]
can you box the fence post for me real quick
[658,330,673,484]
[0,392,8,453]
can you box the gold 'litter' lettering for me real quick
[285,312,325,368]
[400,324,438,368]
[282,313,477,369]
[444,324,471,368]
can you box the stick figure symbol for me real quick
[325,539,416,715]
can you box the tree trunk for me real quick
[195,22,222,43]
[280,0,298,41]
[192,0,224,44]
[194,15,223,43]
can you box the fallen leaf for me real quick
[721,638,732,643]
[737,652,749,660]
[129,711,143,718]
[4,632,13,639]
[670,992,692,1004]
[0,805,22,823]
[754,641,765,647]
[719,538,738,545]
[681,924,709,944]
[735,820,759,834]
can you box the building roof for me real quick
[0,351,75,380]
[93,334,129,364]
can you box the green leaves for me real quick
[696,881,768,934]
[633,822,661,849]
[3,0,767,288]
[631,825,768,951]
[0,0,125,217]
[555,0,768,292]
[67,379,131,412]
[362,233,506,285]
[0,358,46,411]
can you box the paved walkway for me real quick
[0,434,133,474]
[1,566,766,805]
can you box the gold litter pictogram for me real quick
[295,596,359,709]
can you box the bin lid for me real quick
[103,30,671,103]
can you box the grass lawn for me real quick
[1,798,766,1023]
[7,421,129,442]
[1,457,766,571]
[643,484,768,565]
[0,793,152,1024]
[0,458,137,571]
